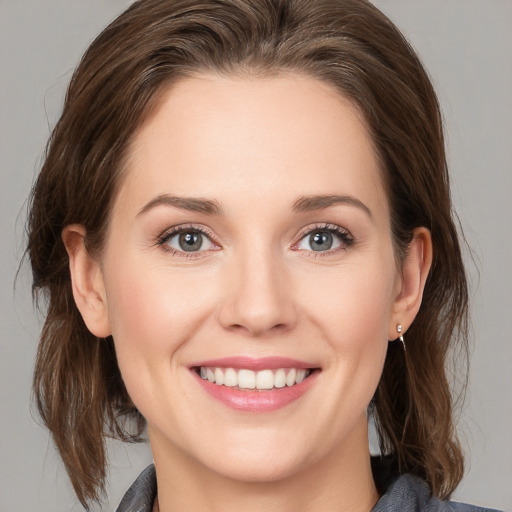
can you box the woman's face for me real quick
[98,74,404,481]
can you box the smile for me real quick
[191,357,319,412]
[198,367,311,390]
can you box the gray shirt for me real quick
[115,464,502,512]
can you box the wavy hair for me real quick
[28,0,468,507]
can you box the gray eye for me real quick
[296,227,344,253]
[165,230,213,253]
[178,232,203,251]
[309,231,333,251]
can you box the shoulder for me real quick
[372,473,503,512]
[116,464,157,512]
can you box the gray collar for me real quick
[115,464,501,512]
[115,464,156,512]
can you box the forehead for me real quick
[118,72,386,215]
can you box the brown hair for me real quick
[28,0,468,507]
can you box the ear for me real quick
[389,227,433,340]
[62,224,111,338]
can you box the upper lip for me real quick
[189,356,318,371]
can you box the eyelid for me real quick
[154,222,354,258]
[156,223,220,256]
[292,223,354,253]
[157,223,216,242]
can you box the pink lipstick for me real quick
[189,357,319,412]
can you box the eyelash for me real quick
[292,223,355,257]
[156,224,218,258]
[156,223,354,258]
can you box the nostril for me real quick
[227,321,291,337]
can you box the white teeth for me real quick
[296,369,307,384]
[274,368,286,388]
[214,368,224,386]
[285,368,296,387]
[224,367,238,387]
[198,366,312,389]
[238,369,256,389]
[256,369,274,390]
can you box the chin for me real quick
[191,425,326,484]
[202,451,306,484]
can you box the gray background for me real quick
[1,1,511,510]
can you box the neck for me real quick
[149,420,379,512]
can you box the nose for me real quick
[217,246,297,337]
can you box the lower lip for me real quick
[192,370,318,412]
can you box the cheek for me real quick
[301,257,396,344]
[106,259,210,341]
[298,254,396,399]
[102,260,215,400]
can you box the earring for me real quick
[397,324,406,351]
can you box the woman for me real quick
[27,0,502,511]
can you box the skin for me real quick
[64,73,432,512]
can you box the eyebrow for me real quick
[292,194,372,218]
[137,193,371,218]
[137,194,223,217]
